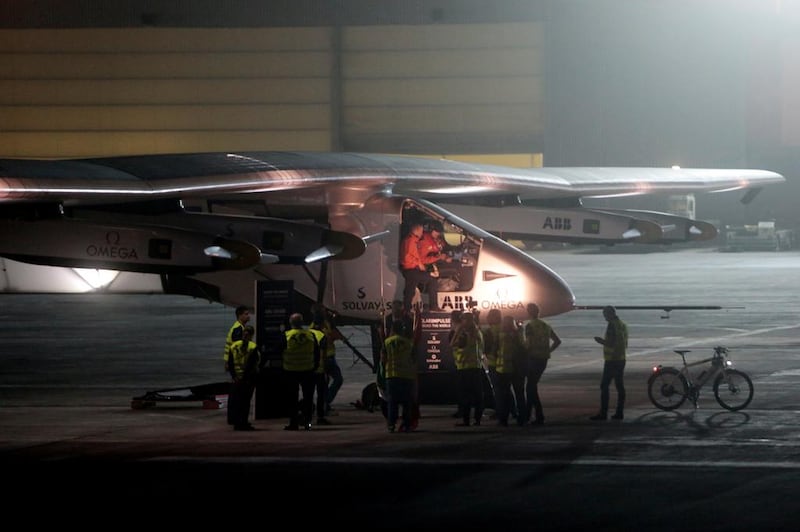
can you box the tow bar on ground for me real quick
[131,382,231,409]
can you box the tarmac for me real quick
[3,248,800,529]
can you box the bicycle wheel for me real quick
[647,367,688,410]
[713,369,754,411]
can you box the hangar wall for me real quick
[0,22,544,158]
[0,27,333,157]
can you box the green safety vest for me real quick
[311,320,337,358]
[282,328,318,372]
[223,321,244,363]
[383,334,416,380]
[496,329,522,374]
[525,319,553,360]
[308,327,327,374]
[230,340,259,379]
[482,324,501,368]
[603,318,628,361]
[452,329,483,370]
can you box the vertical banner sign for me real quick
[417,312,454,372]
[255,280,293,419]
[416,311,458,404]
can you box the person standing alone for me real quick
[590,305,628,421]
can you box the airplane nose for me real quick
[530,258,575,317]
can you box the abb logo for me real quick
[542,217,572,230]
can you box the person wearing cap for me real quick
[590,306,628,421]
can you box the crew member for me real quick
[481,308,502,420]
[227,325,259,431]
[382,320,417,433]
[223,305,250,426]
[310,303,345,415]
[400,222,439,312]
[308,317,331,426]
[523,302,561,425]
[451,311,485,426]
[223,305,251,372]
[590,305,628,421]
[279,313,320,430]
[419,221,452,268]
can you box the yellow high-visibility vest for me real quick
[282,328,317,372]
[383,334,416,380]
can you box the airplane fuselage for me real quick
[0,192,576,325]
[182,194,576,323]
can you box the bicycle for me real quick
[647,346,754,411]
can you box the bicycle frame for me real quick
[676,352,727,398]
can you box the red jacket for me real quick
[400,232,424,270]
[418,232,442,265]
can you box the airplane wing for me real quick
[0,152,784,205]
[1,152,784,252]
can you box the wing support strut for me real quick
[572,305,745,319]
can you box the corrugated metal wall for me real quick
[0,22,544,158]
[0,27,334,157]
[341,22,544,153]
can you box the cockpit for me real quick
[400,200,482,293]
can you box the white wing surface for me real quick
[0,152,784,205]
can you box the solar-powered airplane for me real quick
[0,152,785,326]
